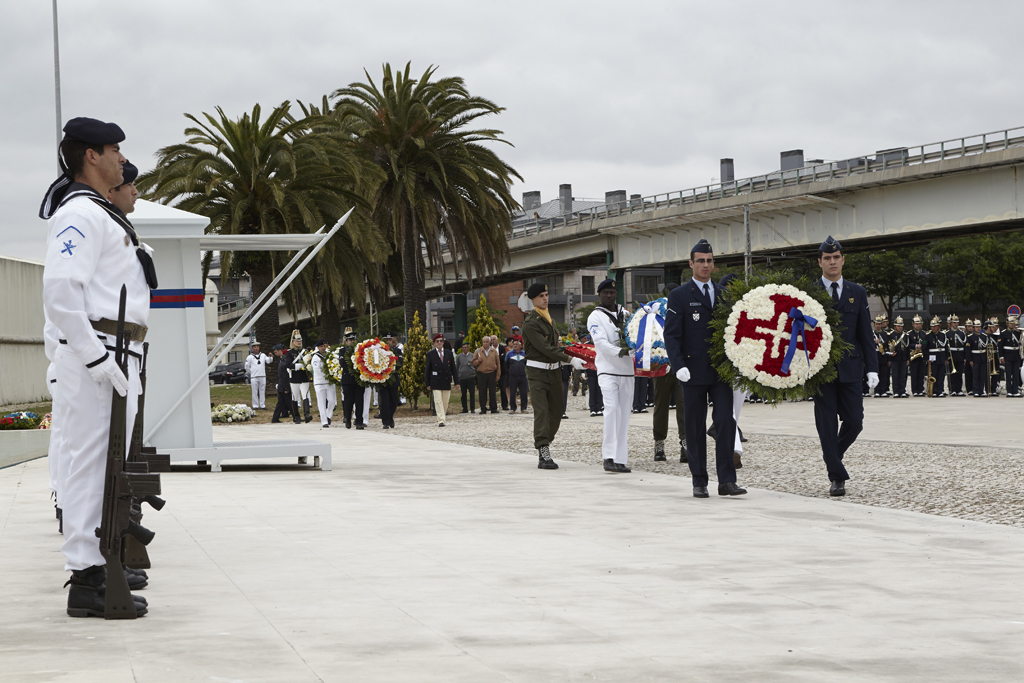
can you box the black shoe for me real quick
[125,569,147,590]
[680,444,688,463]
[654,439,666,461]
[693,486,709,498]
[615,463,631,473]
[561,414,568,420]
[597,410,604,416]
[639,408,648,413]
[706,425,716,439]
[538,446,558,470]
[345,419,351,429]
[830,480,846,497]
[438,422,446,427]
[590,411,598,417]
[57,507,62,534]
[66,566,147,618]
[733,451,743,469]
[460,409,468,413]
[322,423,330,428]
[738,427,747,443]
[718,482,747,496]
[604,459,616,472]
[271,419,280,423]
[356,424,365,430]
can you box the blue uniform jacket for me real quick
[665,278,726,385]
[816,279,878,383]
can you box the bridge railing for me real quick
[506,124,1024,241]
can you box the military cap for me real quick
[718,273,738,289]
[877,313,888,321]
[344,330,357,340]
[119,160,138,187]
[63,117,125,145]
[818,235,842,254]
[250,339,261,346]
[912,314,923,324]
[973,319,982,326]
[382,332,395,338]
[527,282,547,299]
[929,316,941,327]
[432,333,445,341]
[988,318,999,326]
[1008,315,1019,324]
[315,338,328,346]
[947,314,959,323]
[894,316,904,326]
[272,343,284,350]
[691,238,713,254]
[874,314,885,323]
[596,278,616,293]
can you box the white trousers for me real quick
[55,344,141,571]
[314,383,337,425]
[46,362,60,495]
[733,388,746,454]
[598,374,634,464]
[290,382,310,404]
[251,376,267,408]
[362,386,373,424]
[432,389,450,424]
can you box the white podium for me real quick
[132,199,330,471]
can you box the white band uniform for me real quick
[589,304,635,465]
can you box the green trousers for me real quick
[652,372,685,444]
[526,367,564,449]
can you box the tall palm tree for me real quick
[332,63,521,331]
[136,101,380,353]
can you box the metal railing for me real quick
[506,125,1024,241]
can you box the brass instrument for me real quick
[947,345,957,374]
[926,358,935,397]
[986,336,998,395]
[876,336,885,355]
[910,347,923,361]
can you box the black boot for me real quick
[66,566,147,618]
[292,401,302,424]
[680,443,688,463]
[654,439,666,461]
[303,398,312,423]
[604,458,617,472]
[537,445,558,470]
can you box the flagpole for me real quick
[52,0,63,164]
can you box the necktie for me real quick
[831,281,839,307]
[702,283,712,309]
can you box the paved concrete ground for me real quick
[2,418,1023,682]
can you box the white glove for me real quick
[1020,366,1023,384]
[866,372,879,390]
[676,367,691,383]
[88,354,129,397]
[570,357,586,371]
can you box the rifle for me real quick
[122,341,170,570]
[95,285,162,619]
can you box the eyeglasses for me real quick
[692,258,714,265]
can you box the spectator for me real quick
[505,339,529,413]
[456,341,477,413]
[472,336,501,414]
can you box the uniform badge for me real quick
[692,312,700,321]
[56,226,84,259]
[848,297,854,303]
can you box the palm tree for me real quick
[136,101,380,353]
[332,63,521,331]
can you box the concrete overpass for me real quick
[423,125,1024,297]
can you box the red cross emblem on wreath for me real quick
[724,282,835,389]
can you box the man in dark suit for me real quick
[270,344,292,423]
[378,333,402,429]
[814,236,878,496]
[664,238,745,498]
[425,333,458,426]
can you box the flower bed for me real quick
[211,404,256,423]
[0,412,44,430]
[710,272,850,403]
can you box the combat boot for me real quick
[537,445,558,470]
[292,401,302,424]
[66,565,148,618]
[303,398,313,423]
[654,439,666,461]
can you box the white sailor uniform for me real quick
[43,188,150,571]
[245,351,271,408]
[588,305,635,466]
[311,351,336,426]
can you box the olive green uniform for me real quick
[522,310,570,449]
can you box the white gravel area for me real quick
[383,394,1024,528]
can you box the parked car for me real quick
[209,361,247,385]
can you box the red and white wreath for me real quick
[723,283,833,389]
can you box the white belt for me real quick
[971,350,987,354]
[526,360,560,370]
[1003,346,1019,350]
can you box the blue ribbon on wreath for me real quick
[780,307,817,376]
[633,303,667,370]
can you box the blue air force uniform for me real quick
[812,237,878,487]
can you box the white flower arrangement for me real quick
[723,283,833,390]
[291,349,315,374]
[625,298,670,375]
[324,346,345,385]
[211,403,256,423]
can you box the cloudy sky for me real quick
[3,0,1023,262]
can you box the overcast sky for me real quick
[3,0,1023,262]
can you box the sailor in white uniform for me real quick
[40,117,156,616]
[310,339,337,427]
[587,279,635,473]
[244,341,271,409]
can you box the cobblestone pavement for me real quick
[382,394,1024,528]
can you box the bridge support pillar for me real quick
[453,293,468,337]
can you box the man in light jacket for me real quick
[472,336,501,414]
[587,279,635,473]
[456,341,477,413]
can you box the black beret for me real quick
[119,161,138,186]
[316,338,328,346]
[691,238,713,254]
[596,278,616,293]
[527,282,547,299]
[63,117,125,145]
[272,344,284,350]
[819,235,842,254]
